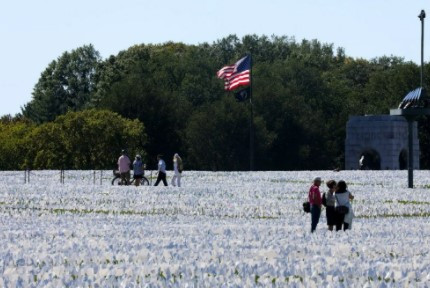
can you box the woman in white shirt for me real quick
[154,154,168,186]
[334,180,354,231]
[171,153,183,187]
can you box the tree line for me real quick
[1,34,430,170]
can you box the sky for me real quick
[0,0,429,116]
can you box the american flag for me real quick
[217,55,251,91]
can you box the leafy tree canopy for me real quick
[8,109,146,170]
[8,35,430,170]
[22,44,101,123]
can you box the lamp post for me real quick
[419,10,426,88]
[390,10,430,188]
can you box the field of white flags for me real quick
[1,170,430,287]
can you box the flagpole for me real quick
[249,54,254,171]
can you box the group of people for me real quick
[153,153,184,187]
[308,177,354,232]
[117,150,184,187]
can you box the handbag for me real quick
[322,193,327,207]
[303,201,310,213]
[335,195,349,214]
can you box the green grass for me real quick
[357,212,430,219]
[397,200,430,205]
[384,200,430,205]
[0,204,282,220]
[269,179,308,184]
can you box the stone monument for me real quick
[345,115,419,170]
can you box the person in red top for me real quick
[309,177,322,233]
[117,149,131,185]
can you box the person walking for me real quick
[171,153,183,187]
[334,180,355,231]
[154,154,168,186]
[325,180,337,231]
[117,149,131,185]
[308,177,322,233]
[133,155,145,186]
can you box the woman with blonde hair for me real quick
[171,153,183,187]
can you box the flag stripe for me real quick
[217,55,251,91]
[229,79,250,90]
[217,65,235,79]
[226,70,249,81]
[226,71,250,90]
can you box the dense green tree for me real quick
[11,34,430,170]
[23,109,146,169]
[22,45,101,123]
[94,42,224,168]
[185,95,274,170]
[0,119,34,170]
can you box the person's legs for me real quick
[177,173,181,187]
[171,174,177,186]
[327,206,335,231]
[335,213,345,231]
[343,223,350,231]
[161,172,168,186]
[311,205,321,233]
[120,173,126,185]
[120,172,129,185]
[134,175,142,186]
[154,174,162,186]
[126,171,130,185]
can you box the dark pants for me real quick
[120,171,130,185]
[133,174,143,186]
[343,223,350,230]
[311,205,321,233]
[337,222,350,231]
[335,213,348,231]
[154,171,168,186]
[326,206,336,227]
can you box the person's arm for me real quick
[155,161,160,175]
[349,192,354,200]
[316,188,322,206]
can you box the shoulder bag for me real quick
[303,201,310,213]
[335,195,349,215]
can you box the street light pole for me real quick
[419,10,426,88]
[390,9,430,189]
[249,54,254,171]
